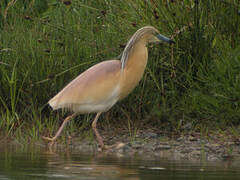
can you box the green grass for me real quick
[0,0,240,141]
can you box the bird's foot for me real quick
[42,136,56,147]
[100,142,125,151]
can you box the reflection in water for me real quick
[45,154,140,180]
[0,144,240,180]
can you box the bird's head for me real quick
[138,26,175,44]
[121,26,174,69]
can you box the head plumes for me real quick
[120,26,160,70]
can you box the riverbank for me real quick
[28,128,240,162]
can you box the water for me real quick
[0,144,240,180]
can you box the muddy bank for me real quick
[50,130,240,162]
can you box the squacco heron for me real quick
[43,26,174,149]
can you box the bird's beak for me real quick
[156,34,175,44]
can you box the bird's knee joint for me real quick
[92,121,97,129]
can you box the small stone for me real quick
[207,155,219,161]
[226,142,235,146]
[196,146,202,150]
[155,145,171,150]
[188,136,197,141]
[177,136,184,142]
[144,132,158,138]
[180,148,193,153]
[191,150,201,157]
[159,142,170,145]
[172,142,180,146]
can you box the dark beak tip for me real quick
[169,39,175,44]
[156,34,175,44]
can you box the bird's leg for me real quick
[92,112,126,151]
[42,112,78,147]
[92,112,105,149]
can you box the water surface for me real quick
[0,144,240,180]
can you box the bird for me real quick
[43,26,174,150]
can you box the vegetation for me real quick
[0,0,240,141]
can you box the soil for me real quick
[50,129,240,162]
